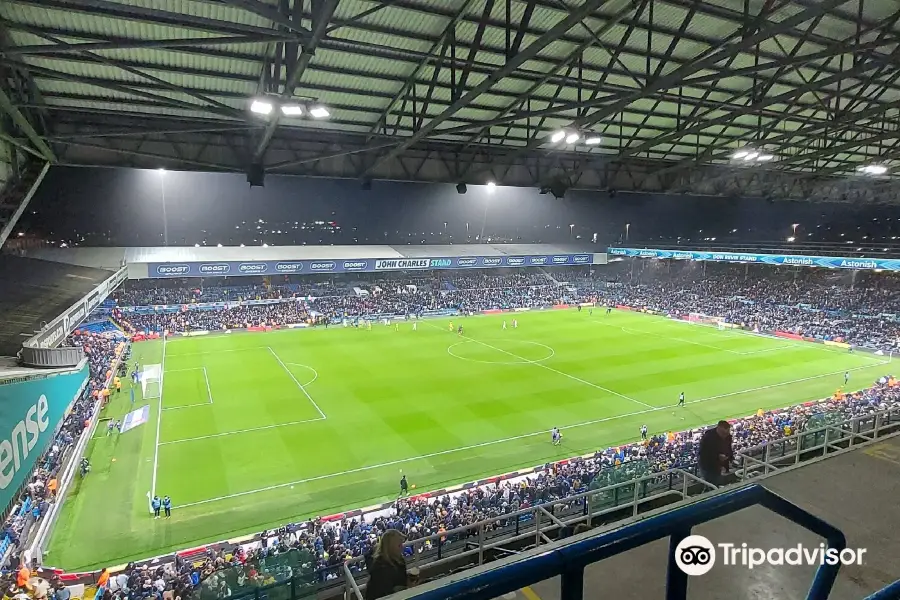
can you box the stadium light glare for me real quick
[585,136,602,145]
[787,236,795,242]
[250,99,274,115]
[744,151,759,161]
[565,132,580,144]
[309,105,330,118]
[280,104,304,116]
[550,130,566,143]
[732,150,750,160]
[756,154,774,162]
[858,164,888,175]
[486,181,496,192]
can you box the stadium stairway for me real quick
[399,436,900,600]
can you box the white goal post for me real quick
[141,364,162,399]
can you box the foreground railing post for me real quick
[665,529,691,600]
[478,523,485,565]
[560,566,585,600]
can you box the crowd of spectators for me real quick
[111,266,900,350]
[1,332,123,578]
[114,303,310,334]
[603,263,900,350]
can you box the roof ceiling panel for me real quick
[4,0,900,200]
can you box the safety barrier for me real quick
[397,485,845,600]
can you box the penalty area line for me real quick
[268,346,327,420]
[177,358,887,509]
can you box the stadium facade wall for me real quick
[142,253,603,279]
[0,365,89,514]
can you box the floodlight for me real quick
[309,105,330,118]
[565,132,580,144]
[250,99,274,115]
[550,130,566,143]
[281,104,304,116]
[732,150,750,160]
[585,136,602,145]
[744,151,759,161]
[858,164,888,175]
[756,154,774,161]
[486,181,496,192]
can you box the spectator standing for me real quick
[365,529,409,600]
[698,421,733,487]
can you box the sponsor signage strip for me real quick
[0,365,89,511]
[147,254,596,278]
[608,247,899,271]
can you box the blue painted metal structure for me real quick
[403,485,847,600]
[866,580,900,600]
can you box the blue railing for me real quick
[402,484,847,600]
[866,580,900,600]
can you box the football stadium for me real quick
[3,0,900,599]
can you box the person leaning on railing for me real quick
[698,420,734,487]
[364,529,410,600]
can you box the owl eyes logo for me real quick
[675,535,716,576]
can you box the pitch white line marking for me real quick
[598,321,794,356]
[429,323,652,409]
[159,416,325,445]
[150,334,166,499]
[447,339,555,365]
[175,359,888,508]
[284,363,319,387]
[161,367,214,411]
[268,347,327,420]
[168,346,268,357]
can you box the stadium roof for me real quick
[2,0,900,202]
[27,243,593,267]
[0,255,113,356]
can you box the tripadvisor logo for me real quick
[674,535,866,576]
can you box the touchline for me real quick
[719,543,866,569]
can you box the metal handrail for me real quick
[398,485,847,600]
[865,579,900,600]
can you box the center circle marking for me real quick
[447,339,556,365]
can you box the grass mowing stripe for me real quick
[267,346,327,419]
[175,356,888,509]
[159,416,325,445]
[429,322,653,409]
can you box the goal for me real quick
[141,364,162,399]
[686,312,721,327]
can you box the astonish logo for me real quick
[0,395,50,490]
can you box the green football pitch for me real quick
[46,309,890,570]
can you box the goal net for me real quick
[686,312,721,326]
[141,364,162,399]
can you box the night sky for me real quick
[17,167,900,248]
